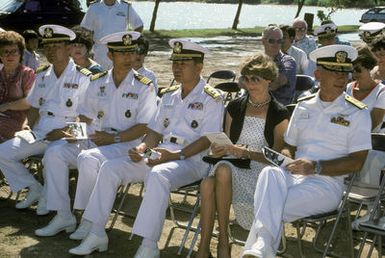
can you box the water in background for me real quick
[80,1,367,30]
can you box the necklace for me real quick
[248,96,271,109]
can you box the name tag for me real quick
[116,11,126,17]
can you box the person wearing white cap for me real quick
[34,31,157,242]
[0,24,91,212]
[80,0,143,70]
[50,31,156,255]
[314,20,351,47]
[113,39,222,258]
[359,22,385,44]
[241,45,371,258]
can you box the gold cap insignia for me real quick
[122,34,132,46]
[335,51,347,63]
[173,41,182,53]
[44,27,53,38]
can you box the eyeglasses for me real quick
[0,49,20,57]
[267,38,283,45]
[239,75,263,84]
[294,27,306,32]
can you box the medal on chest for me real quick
[191,120,199,128]
[125,110,131,118]
[97,111,104,119]
[66,98,73,107]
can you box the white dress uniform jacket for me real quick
[0,59,90,192]
[43,69,157,213]
[244,92,372,252]
[80,0,143,70]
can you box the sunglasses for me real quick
[239,75,263,84]
[267,38,283,45]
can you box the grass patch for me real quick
[143,25,359,39]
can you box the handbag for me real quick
[202,156,251,169]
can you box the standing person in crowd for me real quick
[22,29,40,71]
[196,53,289,258]
[128,39,224,258]
[292,18,317,56]
[346,45,385,228]
[134,36,158,93]
[0,25,91,212]
[80,0,144,70]
[0,31,35,142]
[280,25,311,75]
[262,25,296,105]
[35,31,157,244]
[241,45,371,258]
[70,26,103,74]
[314,20,351,47]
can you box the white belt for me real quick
[163,135,187,146]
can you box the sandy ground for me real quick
[0,36,383,258]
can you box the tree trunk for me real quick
[294,0,305,18]
[150,0,161,32]
[232,0,244,30]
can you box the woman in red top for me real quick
[0,31,35,142]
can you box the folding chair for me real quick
[287,173,357,258]
[214,82,243,106]
[206,70,236,83]
[166,180,202,257]
[293,74,316,103]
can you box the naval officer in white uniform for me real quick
[242,45,372,258]
[80,0,144,70]
[34,31,157,239]
[67,39,224,257]
[0,25,91,212]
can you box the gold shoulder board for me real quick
[134,73,153,86]
[297,93,316,102]
[35,65,50,74]
[204,85,221,101]
[90,71,108,81]
[76,65,92,77]
[345,95,367,110]
[160,85,180,95]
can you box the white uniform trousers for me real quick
[0,137,64,192]
[244,166,344,252]
[73,142,136,210]
[82,157,150,227]
[43,140,96,212]
[132,159,209,241]
[93,44,112,71]
[357,150,385,186]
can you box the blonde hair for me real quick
[240,52,278,81]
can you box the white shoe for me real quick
[69,221,92,240]
[15,186,41,209]
[68,233,108,255]
[241,237,275,258]
[134,244,160,258]
[36,197,49,216]
[35,214,76,237]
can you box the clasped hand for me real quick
[286,158,315,175]
[210,143,247,158]
[89,131,114,146]
[128,144,179,166]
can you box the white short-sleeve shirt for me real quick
[147,79,224,161]
[285,92,371,163]
[346,81,385,111]
[26,59,90,137]
[77,69,157,142]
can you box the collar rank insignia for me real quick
[331,115,350,127]
[125,110,131,118]
[191,120,198,128]
[163,118,170,128]
[66,98,73,107]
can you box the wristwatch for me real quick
[179,152,186,160]
[313,160,322,174]
[113,134,121,143]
